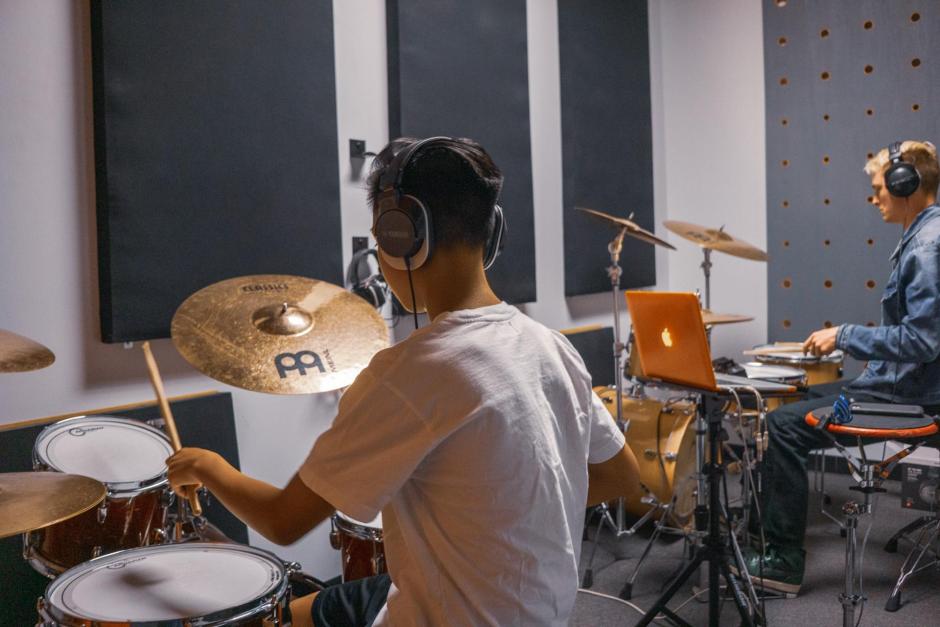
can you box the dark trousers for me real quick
[760,381,940,548]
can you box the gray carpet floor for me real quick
[571,473,940,626]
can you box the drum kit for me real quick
[1,274,392,625]
[576,208,846,615]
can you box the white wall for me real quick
[0,0,767,580]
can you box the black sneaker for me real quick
[731,544,805,596]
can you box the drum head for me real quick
[742,362,806,384]
[752,344,843,365]
[35,416,173,490]
[337,511,382,529]
[44,543,285,623]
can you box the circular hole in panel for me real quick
[783,320,792,329]
[820,28,830,38]
[867,238,874,245]
[824,198,831,205]
[821,71,831,80]
[866,108,875,116]
[778,36,788,46]
[866,280,876,289]
[911,12,921,22]
[867,152,874,159]
[783,240,790,247]
[775,0,787,6]
[867,195,875,204]
[783,279,792,288]
[782,159,790,167]
[779,76,789,86]
[782,200,790,208]
[823,113,831,121]
[824,321,833,328]
[913,103,921,112]
[912,58,922,68]
[824,279,833,288]
[781,118,789,126]
[866,321,876,327]
[863,20,874,30]
[864,64,874,74]
[823,155,831,164]
[824,239,831,246]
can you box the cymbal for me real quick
[576,207,676,250]
[0,329,55,373]
[172,275,389,394]
[0,472,106,539]
[663,220,768,261]
[701,309,754,326]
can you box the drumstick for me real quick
[141,341,202,516]
[743,344,807,356]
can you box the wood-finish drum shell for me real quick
[330,512,386,582]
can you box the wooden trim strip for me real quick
[0,390,220,432]
[559,323,606,336]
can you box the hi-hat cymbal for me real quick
[664,220,768,261]
[0,330,55,373]
[172,275,389,394]
[577,207,677,250]
[701,309,754,326]
[0,472,106,539]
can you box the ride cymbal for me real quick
[577,207,676,250]
[0,472,106,539]
[0,330,55,373]
[172,275,389,394]
[663,220,768,261]
[700,309,754,326]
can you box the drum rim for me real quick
[41,542,289,625]
[742,362,807,384]
[753,344,843,365]
[33,415,173,496]
[334,512,383,541]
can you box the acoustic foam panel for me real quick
[764,1,940,367]
[92,0,342,342]
[559,0,655,297]
[0,393,246,627]
[387,0,536,304]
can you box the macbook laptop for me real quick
[625,291,795,394]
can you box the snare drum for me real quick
[751,344,843,386]
[25,415,174,577]
[37,543,291,626]
[330,512,386,582]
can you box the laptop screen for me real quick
[625,291,718,392]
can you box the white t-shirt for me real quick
[300,302,624,626]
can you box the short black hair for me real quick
[367,137,503,251]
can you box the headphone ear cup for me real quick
[483,205,506,270]
[886,163,921,197]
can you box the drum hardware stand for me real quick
[883,501,940,612]
[636,392,762,627]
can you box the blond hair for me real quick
[865,140,939,196]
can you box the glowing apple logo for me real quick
[661,327,673,348]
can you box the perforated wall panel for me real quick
[764,1,940,374]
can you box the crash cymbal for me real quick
[577,207,677,250]
[663,220,768,261]
[701,309,754,326]
[172,275,389,394]
[0,472,106,539]
[0,329,55,373]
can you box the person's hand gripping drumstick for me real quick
[803,326,839,357]
[141,341,202,516]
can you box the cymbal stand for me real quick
[606,226,630,534]
[700,248,713,310]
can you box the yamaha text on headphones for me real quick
[885,141,921,198]
[372,136,505,271]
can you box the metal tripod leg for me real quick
[840,502,863,627]
[885,515,940,612]
[619,500,675,599]
[582,498,663,588]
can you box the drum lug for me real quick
[92,545,103,559]
[283,560,303,575]
[97,501,108,524]
[329,530,341,550]
[371,554,385,574]
[643,448,657,459]
[663,452,677,462]
[153,527,168,543]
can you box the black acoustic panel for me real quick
[92,0,341,342]
[387,0,536,304]
[559,0,655,296]
[0,393,246,626]
[562,326,616,388]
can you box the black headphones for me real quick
[372,136,505,271]
[345,247,388,309]
[885,141,921,198]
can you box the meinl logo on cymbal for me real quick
[241,283,290,293]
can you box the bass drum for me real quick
[595,387,698,529]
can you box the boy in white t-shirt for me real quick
[166,137,640,626]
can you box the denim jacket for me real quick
[837,203,940,405]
